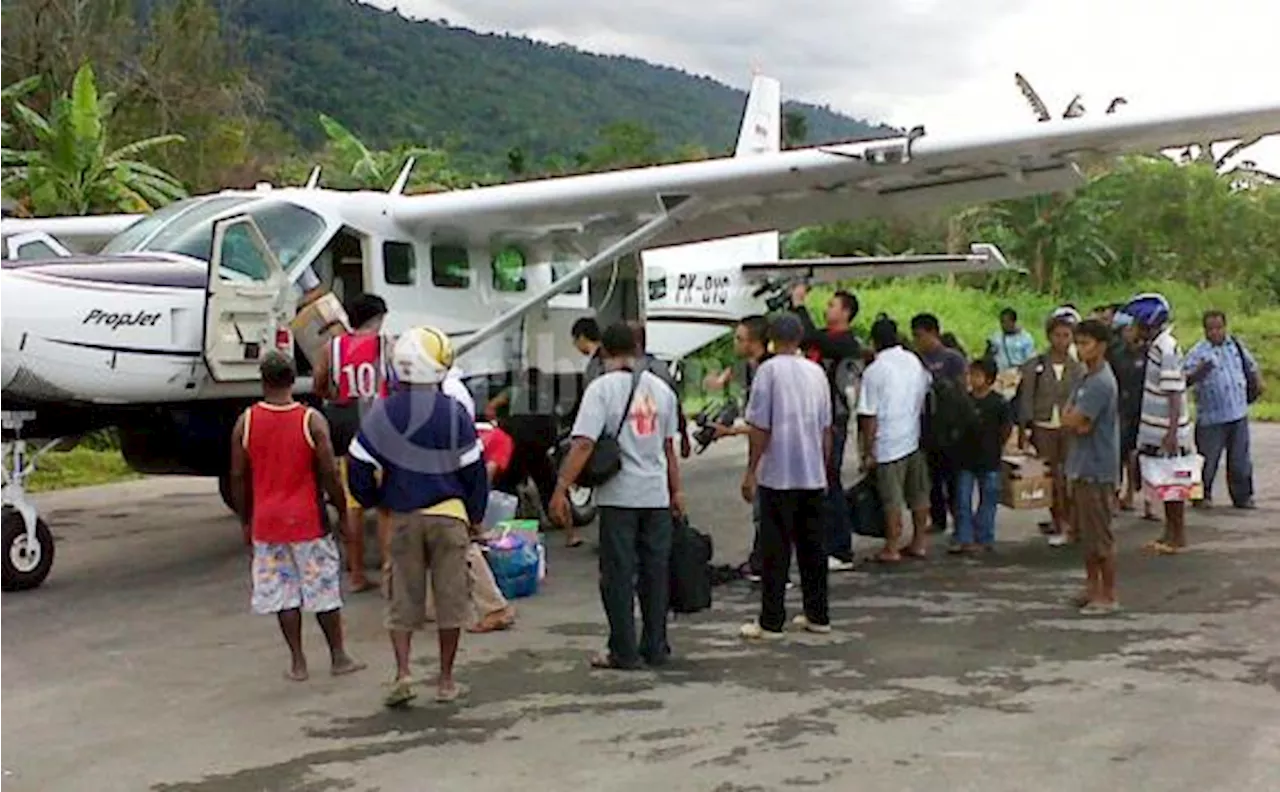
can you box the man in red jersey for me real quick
[314,294,392,592]
[230,351,366,682]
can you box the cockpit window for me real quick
[243,202,328,271]
[128,196,254,262]
[100,196,207,255]
[101,196,330,275]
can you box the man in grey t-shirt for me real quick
[552,322,684,669]
[739,314,833,641]
[1062,319,1121,614]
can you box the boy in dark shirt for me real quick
[951,358,1013,554]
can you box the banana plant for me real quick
[1,62,187,215]
[315,113,462,190]
[1,75,42,143]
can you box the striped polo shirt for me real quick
[1137,327,1192,452]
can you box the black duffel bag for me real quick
[845,474,886,539]
[669,515,713,614]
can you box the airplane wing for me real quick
[742,244,1018,284]
[392,99,1280,252]
[0,213,143,253]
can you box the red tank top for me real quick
[331,333,388,405]
[244,402,324,544]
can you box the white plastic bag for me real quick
[482,491,518,528]
[1140,453,1204,503]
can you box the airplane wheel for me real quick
[2,506,54,592]
[218,473,235,513]
[568,485,597,527]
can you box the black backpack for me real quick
[669,515,713,614]
[923,374,974,452]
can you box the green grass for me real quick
[8,447,141,493]
[683,280,1280,422]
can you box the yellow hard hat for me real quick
[392,326,454,385]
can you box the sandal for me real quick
[589,652,640,670]
[1142,540,1182,555]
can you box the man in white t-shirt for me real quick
[857,316,933,562]
[551,322,684,669]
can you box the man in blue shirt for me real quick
[1183,310,1263,510]
[348,326,489,708]
[987,307,1037,372]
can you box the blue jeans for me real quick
[955,469,1001,546]
[823,422,854,561]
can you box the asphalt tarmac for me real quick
[3,428,1279,791]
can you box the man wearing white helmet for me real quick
[1124,293,1193,554]
[347,326,489,707]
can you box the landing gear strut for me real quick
[2,412,58,591]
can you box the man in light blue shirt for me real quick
[1183,310,1262,509]
[739,314,833,641]
[987,307,1037,372]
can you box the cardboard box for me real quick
[1000,454,1052,510]
[290,291,350,366]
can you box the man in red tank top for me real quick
[229,351,366,682]
[314,294,392,593]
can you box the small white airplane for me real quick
[2,72,1277,591]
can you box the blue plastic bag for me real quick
[485,531,540,599]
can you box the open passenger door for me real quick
[203,215,295,382]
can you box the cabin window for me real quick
[550,256,583,294]
[431,244,470,288]
[492,245,527,292]
[383,241,416,285]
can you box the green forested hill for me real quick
[225,0,891,169]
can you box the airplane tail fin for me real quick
[643,73,782,363]
[734,74,782,157]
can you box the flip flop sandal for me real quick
[435,682,469,703]
[1142,540,1181,555]
[566,537,585,548]
[589,652,640,670]
[383,678,417,708]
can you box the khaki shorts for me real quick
[1071,480,1115,558]
[384,512,472,631]
[876,449,930,512]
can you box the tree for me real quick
[783,110,808,148]
[1,62,187,216]
[271,113,470,192]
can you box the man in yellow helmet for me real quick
[347,326,489,708]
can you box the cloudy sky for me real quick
[366,0,1280,170]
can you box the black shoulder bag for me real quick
[1230,337,1261,405]
[577,368,644,488]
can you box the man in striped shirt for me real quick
[1125,294,1193,554]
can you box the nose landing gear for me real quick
[2,412,58,591]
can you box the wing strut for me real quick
[454,194,700,356]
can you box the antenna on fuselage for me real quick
[305,166,321,189]
[388,157,415,196]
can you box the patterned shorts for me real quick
[251,536,343,615]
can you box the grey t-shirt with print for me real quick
[1065,362,1120,483]
[570,369,679,508]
